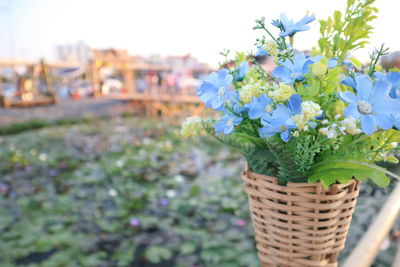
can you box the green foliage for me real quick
[0,117,260,267]
[145,246,173,263]
[309,159,390,188]
[317,0,378,63]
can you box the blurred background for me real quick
[1,0,400,266]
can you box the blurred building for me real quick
[56,41,91,63]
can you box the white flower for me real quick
[292,131,300,137]
[341,117,362,135]
[291,101,322,131]
[239,82,265,103]
[301,101,322,120]
[264,40,279,57]
[268,83,296,102]
[181,117,205,137]
[319,127,338,139]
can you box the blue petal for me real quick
[327,58,338,68]
[217,69,229,80]
[249,105,264,119]
[344,103,361,119]
[273,67,293,84]
[259,126,278,138]
[371,79,391,102]
[211,98,224,110]
[287,94,302,114]
[293,53,307,71]
[341,76,357,89]
[356,75,373,101]
[280,130,291,142]
[255,47,267,56]
[361,115,377,135]
[224,125,234,135]
[387,72,400,84]
[338,91,356,104]
[393,114,400,129]
[374,113,394,130]
[374,99,400,114]
[298,13,315,25]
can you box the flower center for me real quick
[357,100,373,114]
[280,125,287,132]
[217,87,225,98]
[291,73,301,78]
[226,118,233,127]
[265,104,273,113]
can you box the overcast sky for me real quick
[1,0,399,66]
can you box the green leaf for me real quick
[349,57,363,69]
[309,159,391,188]
[180,241,197,255]
[145,246,173,264]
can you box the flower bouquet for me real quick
[182,0,400,265]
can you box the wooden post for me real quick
[343,182,400,267]
[123,67,134,94]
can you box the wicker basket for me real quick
[242,169,360,267]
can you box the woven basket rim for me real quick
[244,168,358,190]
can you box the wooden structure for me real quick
[0,59,85,108]
[90,49,206,119]
[0,51,209,118]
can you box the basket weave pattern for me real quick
[242,169,360,267]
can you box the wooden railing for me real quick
[343,182,400,267]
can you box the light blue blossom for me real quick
[272,13,315,37]
[246,94,273,120]
[197,69,233,111]
[259,94,302,142]
[374,71,400,130]
[214,111,243,135]
[374,71,400,99]
[235,61,250,81]
[341,73,364,89]
[273,53,313,84]
[339,74,400,135]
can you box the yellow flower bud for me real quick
[311,62,328,77]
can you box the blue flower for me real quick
[341,73,365,89]
[374,71,400,99]
[259,94,302,142]
[339,74,400,135]
[246,94,273,120]
[214,111,243,135]
[235,61,249,81]
[272,13,315,37]
[197,69,233,111]
[273,53,313,84]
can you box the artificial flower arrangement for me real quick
[182,0,400,265]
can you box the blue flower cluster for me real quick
[259,94,302,142]
[273,53,313,84]
[339,74,400,135]
[197,69,233,111]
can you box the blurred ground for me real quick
[0,99,137,125]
